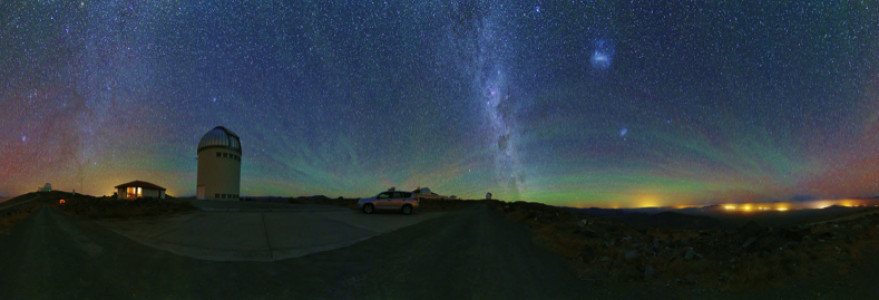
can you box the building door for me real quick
[197,185,205,200]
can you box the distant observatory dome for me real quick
[198,126,242,154]
[197,126,242,201]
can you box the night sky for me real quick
[2,1,878,207]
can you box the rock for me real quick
[684,248,701,260]
[578,219,588,228]
[644,265,656,280]
[652,238,663,248]
[535,212,557,223]
[742,237,758,249]
[739,221,764,236]
[778,228,805,241]
[579,229,598,238]
[579,246,595,261]
[625,250,639,260]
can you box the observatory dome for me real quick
[198,126,242,154]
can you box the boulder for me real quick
[742,237,758,249]
[644,265,656,280]
[579,246,595,262]
[625,250,639,260]
[739,221,764,236]
[684,248,701,260]
[578,219,588,228]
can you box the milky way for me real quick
[1,1,878,207]
[468,4,525,200]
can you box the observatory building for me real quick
[197,126,242,200]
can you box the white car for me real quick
[358,191,419,215]
[412,187,452,200]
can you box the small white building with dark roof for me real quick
[115,180,166,200]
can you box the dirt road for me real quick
[0,205,585,299]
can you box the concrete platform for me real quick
[190,200,343,212]
[98,204,445,262]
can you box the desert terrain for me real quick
[2,192,879,298]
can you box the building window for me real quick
[215,193,219,198]
[216,152,221,157]
[126,186,142,199]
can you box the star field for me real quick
[2,1,878,207]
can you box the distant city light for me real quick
[716,199,873,213]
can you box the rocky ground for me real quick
[491,200,879,293]
[0,195,40,234]
[7,191,879,297]
[285,195,473,212]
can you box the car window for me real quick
[377,193,390,199]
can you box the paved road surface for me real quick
[99,208,447,261]
[0,205,585,299]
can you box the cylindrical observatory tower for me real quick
[197,126,242,200]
